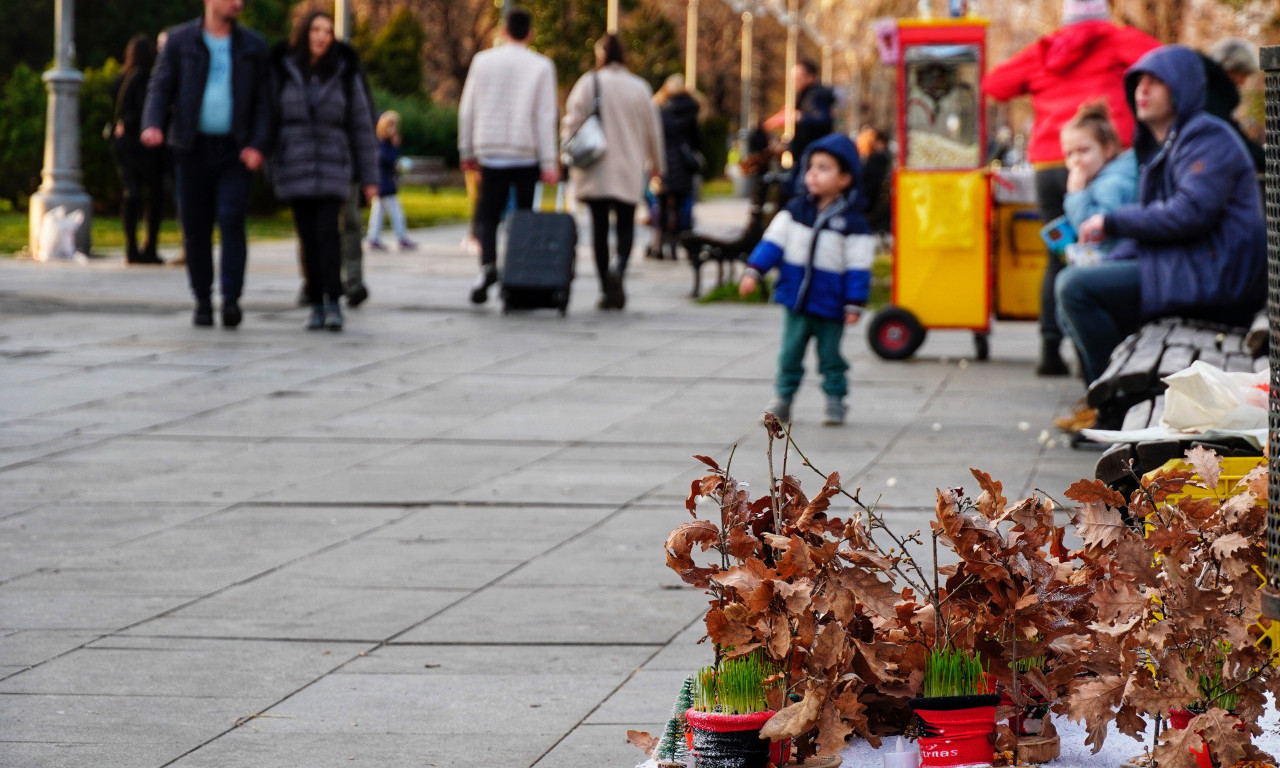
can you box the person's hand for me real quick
[113,121,125,140]
[140,127,163,148]
[845,307,863,326]
[1078,213,1106,244]
[1066,166,1088,194]
[739,274,758,297]
[540,167,560,185]
[460,158,479,172]
[363,184,378,205]
[240,147,264,172]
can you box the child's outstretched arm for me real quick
[739,209,792,296]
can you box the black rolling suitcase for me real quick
[501,185,576,316]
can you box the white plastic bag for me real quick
[1159,360,1267,433]
[35,206,85,263]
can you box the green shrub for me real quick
[0,64,46,208]
[369,87,458,164]
[80,59,122,212]
[699,114,730,180]
[360,7,425,97]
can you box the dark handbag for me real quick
[680,144,706,175]
[561,72,606,168]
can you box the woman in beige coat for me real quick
[562,35,665,310]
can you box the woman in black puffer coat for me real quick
[651,75,701,261]
[268,10,377,331]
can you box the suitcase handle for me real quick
[534,181,569,214]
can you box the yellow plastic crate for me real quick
[1144,456,1265,501]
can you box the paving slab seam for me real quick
[527,611,707,768]
[0,504,421,683]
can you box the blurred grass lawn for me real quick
[0,184,474,257]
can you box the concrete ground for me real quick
[0,197,1095,768]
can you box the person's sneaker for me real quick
[323,300,343,332]
[221,299,242,329]
[306,304,325,331]
[762,397,792,423]
[367,239,387,251]
[346,283,369,308]
[470,267,497,305]
[193,302,214,327]
[398,238,418,251]
[822,398,847,426]
[1053,406,1097,433]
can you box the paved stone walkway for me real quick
[0,198,1094,767]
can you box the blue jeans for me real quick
[173,135,253,303]
[1054,260,1143,383]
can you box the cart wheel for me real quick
[868,307,926,360]
[974,332,990,361]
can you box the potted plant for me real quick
[909,647,1000,768]
[684,650,786,768]
[1060,447,1278,768]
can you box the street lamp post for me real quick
[335,0,351,41]
[740,4,754,145]
[29,0,92,258]
[607,0,619,33]
[686,0,699,91]
[782,0,799,145]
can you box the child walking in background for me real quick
[1057,100,1138,265]
[738,133,875,426]
[367,110,417,251]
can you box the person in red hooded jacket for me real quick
[983,0,1158,378]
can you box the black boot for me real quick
[1036,338,1069,377]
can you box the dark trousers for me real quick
[113,144,164,261]
[291,197,344,304]
[476,164,540,270]
[776,307,848,400]
[173,135,252,303]
[1035,166,1069,344]
[586,197,637,286]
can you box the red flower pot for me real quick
[685,708,788,768]
[910,695,1000,768]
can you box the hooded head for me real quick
[801,133,863,200]
[1124,44,1205,154]
[1062,0,1109,24]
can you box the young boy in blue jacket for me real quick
[739,133,875,426]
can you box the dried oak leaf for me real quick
[1065,674,1127,752]
[1073,500,1128,550]
[816,696,856,755]
[970,469,1008,519]
[760,681,832,741]
[625,730,658,756]
[796,473,841,532]
[772,534,818,580]
[1211,531,1254,562]
[809,623,849,674]
[1184,446,1222,493]
[1065,478,1127,507]
[705,606,756,649]
[834,688,873,746]
[836,568,901,620]
[726,523,762,561]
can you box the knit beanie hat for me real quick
[1062,0,1109,24]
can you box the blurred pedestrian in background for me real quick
[367,110,417,252]
[267,9,378,332]
[562,33,664,310]
[112,34,166,265]
[649,74,700,261]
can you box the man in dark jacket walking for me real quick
[1056,44,1266,385]
[142,0,270,329]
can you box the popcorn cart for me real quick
[867,17,1048,360]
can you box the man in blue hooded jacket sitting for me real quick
[1055,44,1266,386]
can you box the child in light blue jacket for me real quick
[738,133,875,426]
[1059,100,1138,264]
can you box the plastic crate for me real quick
[1144,456,1265,502]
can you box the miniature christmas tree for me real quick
[654,675,694,765]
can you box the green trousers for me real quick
[776,307,848,400]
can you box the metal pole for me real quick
[782,0,798,145]
[822,43,833,84]
[29,0,92,258]
[685,0,699,91]
[607,0,619,33]
[335,0,351,41]
[1261,43,1280,620]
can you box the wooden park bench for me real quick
[1090,313,1266,492]
[680,170,785,298]
[399,156,451,190]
